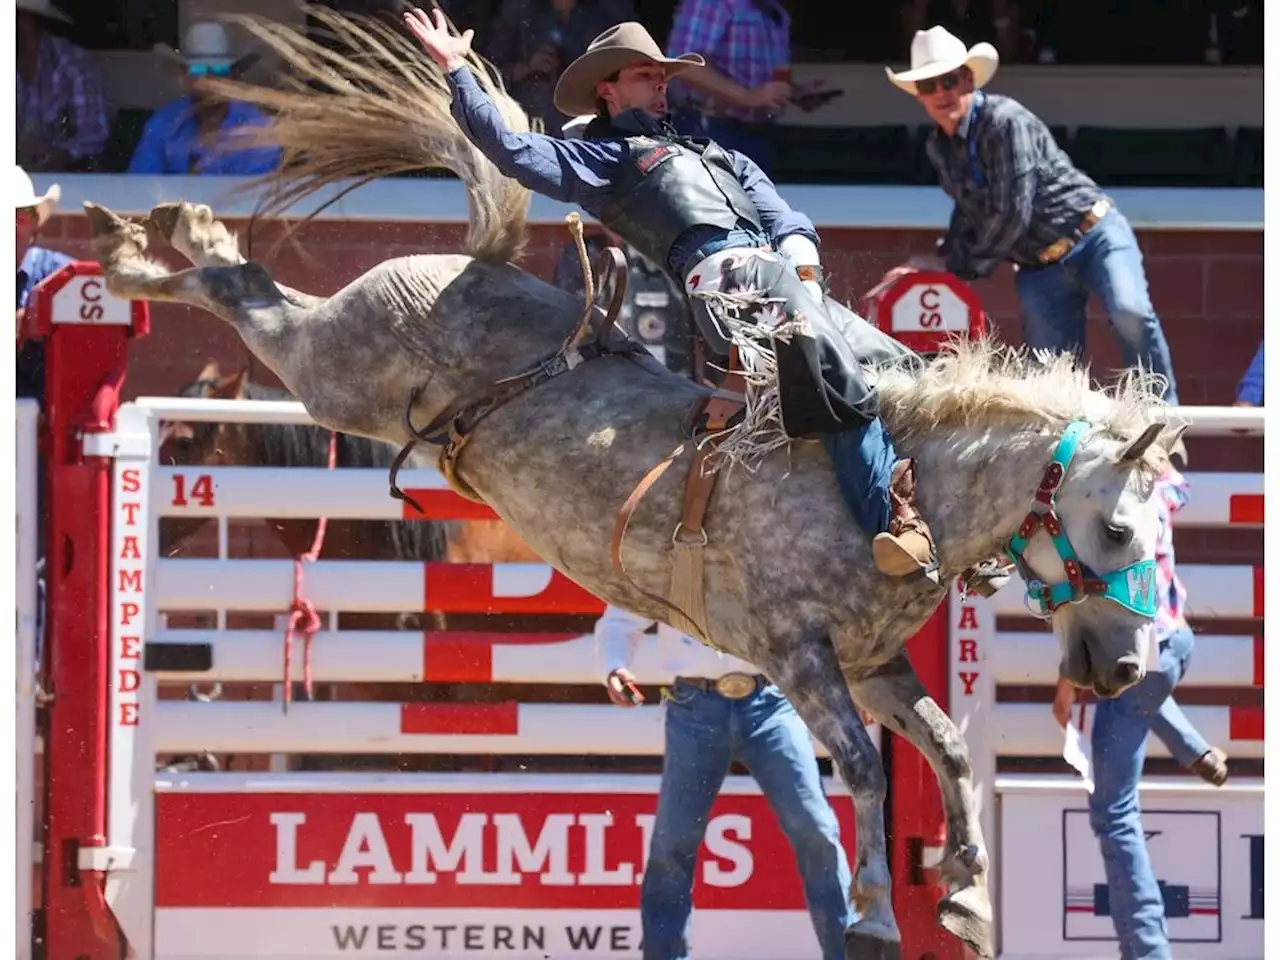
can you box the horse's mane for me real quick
[179,377,449,562]
[873,336,1173,471]
[200,5,531,264]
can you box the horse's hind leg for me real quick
[145,201,324,308]
[146,201,244,269]
[85,202,297,327]
[847,654,993,960]
[763,633,901,960]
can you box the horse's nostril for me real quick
[1113,661,1141,690]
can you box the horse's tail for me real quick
[206,5,531,264]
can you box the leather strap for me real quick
[677,352,746,542]
[387,244,638,513]
[594,246,628,348]
[608,440,695,617]
[608,348,746,634]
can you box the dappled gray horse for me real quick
[81,11,1183,959]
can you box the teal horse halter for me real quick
[1004,420,1160,621]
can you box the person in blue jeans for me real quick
[1053,465,1227,959]
[888,27,1183,457]
[594,603,856,960]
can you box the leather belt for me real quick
[1037,197,1113,265]
[674,672,767,699]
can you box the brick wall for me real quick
[42,213,1262,408]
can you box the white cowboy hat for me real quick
[153,20,253,74]
[16,0,73,24]
[885,26,999,95]
[14,166,61,225]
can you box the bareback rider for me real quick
[405,8,937,578]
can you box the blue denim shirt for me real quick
[17,244,75,404]
[446,66,819,277]
[127,98,282,175]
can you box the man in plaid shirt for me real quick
[1052,464,1227,958]
[887,26,1184,462]
[16,1,109,172]
[663,0,792,172]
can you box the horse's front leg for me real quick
[847,654,993,960]
[764,633,901,960]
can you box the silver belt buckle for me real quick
[714,673,758,699]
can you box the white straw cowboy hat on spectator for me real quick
[885,26,999,95]
[154,20,257,76]
[552,22,704,117]
[16,0,73,24]
[14,166,61,226]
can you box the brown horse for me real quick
[156,361,553,774]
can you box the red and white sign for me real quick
[870,269,986,354]
[154,787,856,957]
[51,272,133,325]
[999,781,1263,959]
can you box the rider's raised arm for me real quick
[727,148,820,249]
[447,66,624,205]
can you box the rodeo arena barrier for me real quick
[19,262,1263,960]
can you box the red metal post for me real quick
[31,264,149,960]
[865,269,986,960]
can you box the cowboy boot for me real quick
[872,458,938,576]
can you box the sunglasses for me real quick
[187,63,233,77]
[915,71,963,96]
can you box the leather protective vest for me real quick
[589,135,765,275]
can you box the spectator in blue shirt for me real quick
[128,22,281,176]
[1235,339,1263,406]
[16,165,73,404]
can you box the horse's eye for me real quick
[1103,523,1132,545]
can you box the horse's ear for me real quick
[1118,422,1163,462]
[213,367,249,399]
[198,359,221,382]
[1159,421,1189,452]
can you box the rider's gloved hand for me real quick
[778,233,825,302]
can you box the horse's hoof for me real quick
[937,884,994,959]
[844,932,902,960]
[145,202,184,246]
[83,201,130,238]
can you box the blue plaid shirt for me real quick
[16,31,110,162]
[1236,339,1264,404]
[665,0,790,124]
[927,92,1106,280]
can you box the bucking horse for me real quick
[82,9,1184,958]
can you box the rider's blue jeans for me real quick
[819,418,899,536]
[1015,209,1180,403]
[1089,626,1197,959]
[641,679,856,960]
